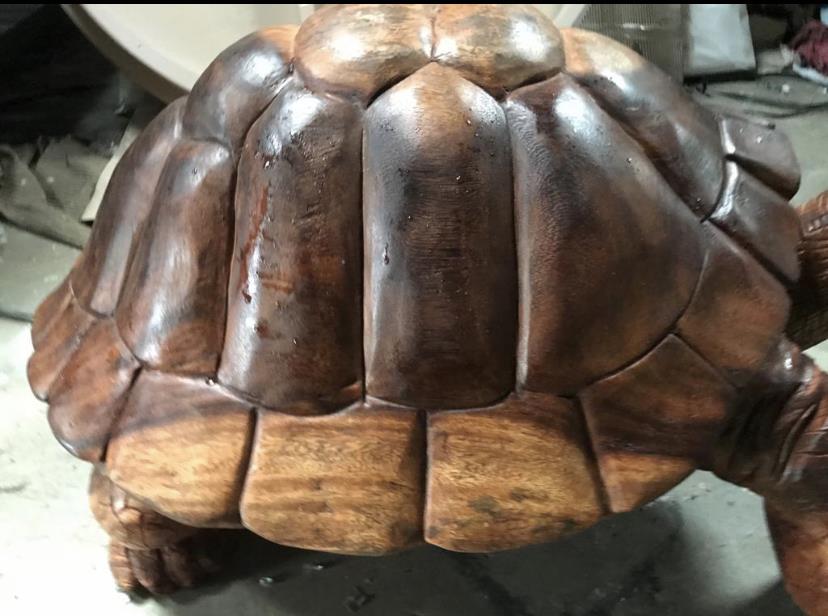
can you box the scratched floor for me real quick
[1,80,827,616]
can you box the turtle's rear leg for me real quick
[714,339,828,615]
[766,503,828,616]
[88,469,223,594]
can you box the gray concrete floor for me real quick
[1,76,828,616]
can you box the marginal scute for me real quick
[363,62,516,409]
[711,162,800,283]
[719,114,800,199]
[239,403,424,554]
[677,224,791,385]
[294,4,432,101]
[72,100,185,316]
[433,4,563,92]
[48,318,140,462]
[505,74,703,395]
[562,28,724,217]
[425,393,606,552]
[183,27,296,150]
[30,276,72,348]
[115,140,235,375]
[218,83,363,409]
[107,371,255,527]
[28,296,96,400]
[580,335,736,512]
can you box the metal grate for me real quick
[575,4,686,81]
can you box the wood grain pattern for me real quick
[677,224,790,385]
[562,28,724,217]
[71,101,185,315]
[27,297,96,400]
[183,27,295,151]
[89,469,195,549]
[364,62,516,409]
[107,371,255,527]
[115,140,234,375]
[47,318,139,461]
[294,4,431,101]
[506,74,703,395]
[433,4,563,93]
[240,403,424,554]
[719,115,800,199]
[711,162,800,283]
[24,9,820,607]
[425,392,606,552]
[581,335,735,512]
[89,469,218,594]
[218,83,363,408]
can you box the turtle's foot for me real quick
[109,531,223,594]
[88,468,227,594]
[766,502,828,616]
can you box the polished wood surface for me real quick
[562,28,724,217]
[433,4,563,92]
[364,62,516,408]
[26,6,824,613]
[719,115,800,199]
[70,101,184,316]
[107,371,255,527]
[426,393,605,551]
[218,82,363,408]
[47,318,139,461]
[115,140,235,374]
[505,74,703,395]
[294,4,431,101]
[581,335,735,512]
[240,403,424,554]
[710,161,800,283]
[677,224,790,385]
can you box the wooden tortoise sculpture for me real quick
[25,4,828,613]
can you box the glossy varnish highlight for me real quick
[28,5,814,580]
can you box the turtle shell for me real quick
[29,4,802,554]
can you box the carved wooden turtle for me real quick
[26,5,828,613]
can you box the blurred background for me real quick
[1,4,828,616]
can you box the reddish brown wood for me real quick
[425,392,606,551]
[240,403,424,554]
[107,371,255,526]
[28,297,96,400]
[505,74,703,395]
[789,191,828,349]
[581,335,736,512]
[115,140,235,374]
[677,224,790,385]
[766,503,828,616]
[294,4,432,101]
[47,318,139,461]
[183,27,295,150]
[364,62,516,409]
[25,8,821,612]
[30,276,72,349]
[711,162,800,283]
[433,4,563,93]
[89,470,218,594]
[719,115,800,199]
[218,82,363,408]
[562,28,724,217]
[70,101,185,316]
